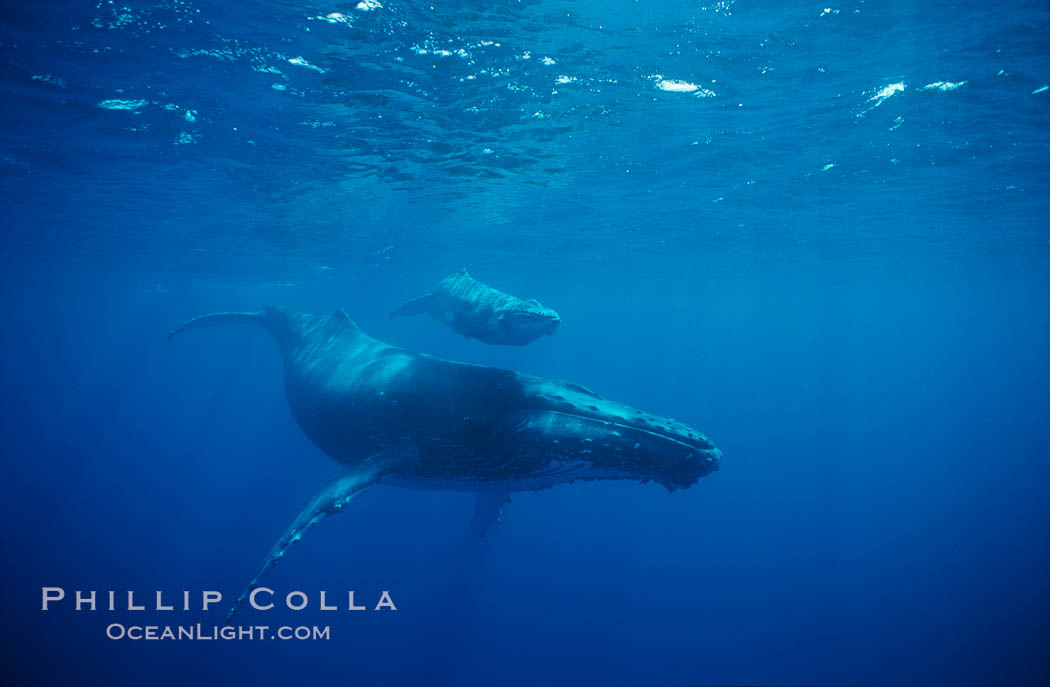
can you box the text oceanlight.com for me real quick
[106,624,330,641]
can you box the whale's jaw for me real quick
[501,376,721,491]
[395,378,721,493]
[484,408,720,492]
[388,406,720,494]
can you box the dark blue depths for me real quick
[1,1,1048,685]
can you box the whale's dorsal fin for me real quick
[332,308,359,328]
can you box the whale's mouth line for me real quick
[494,408,720,489]
[508,408,717,461]
[540,409,708,452]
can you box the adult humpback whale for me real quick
[169,306,720,617]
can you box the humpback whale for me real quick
[169,306,720,618]
[390,269,560,345]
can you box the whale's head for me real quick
[489,375,721,491]
[500,299,561,340]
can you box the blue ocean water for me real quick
[2,0,1049,685]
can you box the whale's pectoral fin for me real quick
[226,454,407,620]
[469,491,511,537]
[389,294,434,320]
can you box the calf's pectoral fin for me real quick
[226,460,398,621]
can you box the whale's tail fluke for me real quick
[167,311,264,342]
[389,294,434,320]
[390,292,434,321]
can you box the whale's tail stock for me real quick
[167,311,264,342]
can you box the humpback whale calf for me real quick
[390,269,560,345]
[169,306,720,618]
